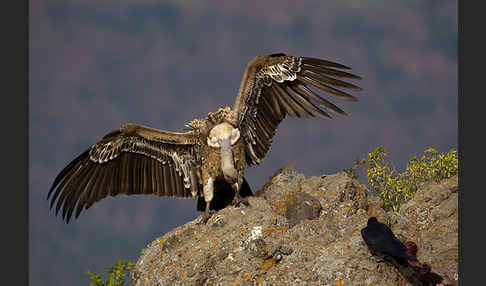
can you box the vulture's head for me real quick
[207,122,240,148]
[207,122,241,185]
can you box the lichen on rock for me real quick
[130,164,458,286]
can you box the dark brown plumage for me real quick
[48,53,361,223]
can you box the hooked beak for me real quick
[220,137,238,183]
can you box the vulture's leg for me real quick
[232,178,249,207]
[201,177,214,224]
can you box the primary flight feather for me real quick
[47,53,362,223]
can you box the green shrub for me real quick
[87,259,135,286]
[344,147,458,212]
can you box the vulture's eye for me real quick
[207,136,220,148]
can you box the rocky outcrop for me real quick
[130,164,458,286]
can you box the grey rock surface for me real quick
[130,164,458,286]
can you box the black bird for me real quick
[361,217,420,268]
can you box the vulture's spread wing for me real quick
[232,53,362,165]
[47,124,200,223]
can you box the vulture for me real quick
[47,53,362,223]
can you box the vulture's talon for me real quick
[232,196,250,208]
[197,213,212,225]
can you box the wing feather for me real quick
[48,150,88,208]
[47,124,200,222]
[301,57,353,70]
[285,85,331,120]
[302,63,362,80]
[64,165,96,222]
[85,165,107,210]
[55,164,85,215]
[141,156,148,194]
[297,74,358,101]
[163,163,172,197]
[172,165,181,197]
[301,69,361,91]
[268,89,284,119]
[233,54,361,165]
[47,150,88,199]
[150,159,157,195]
[151,159,159,196]
[293,83,347,115]
[271,85,300,118]
[170,165,180,197]
[74,164,103,219]
[254,113,271,140]
[260,93,279,126]
[274,83,314,118]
